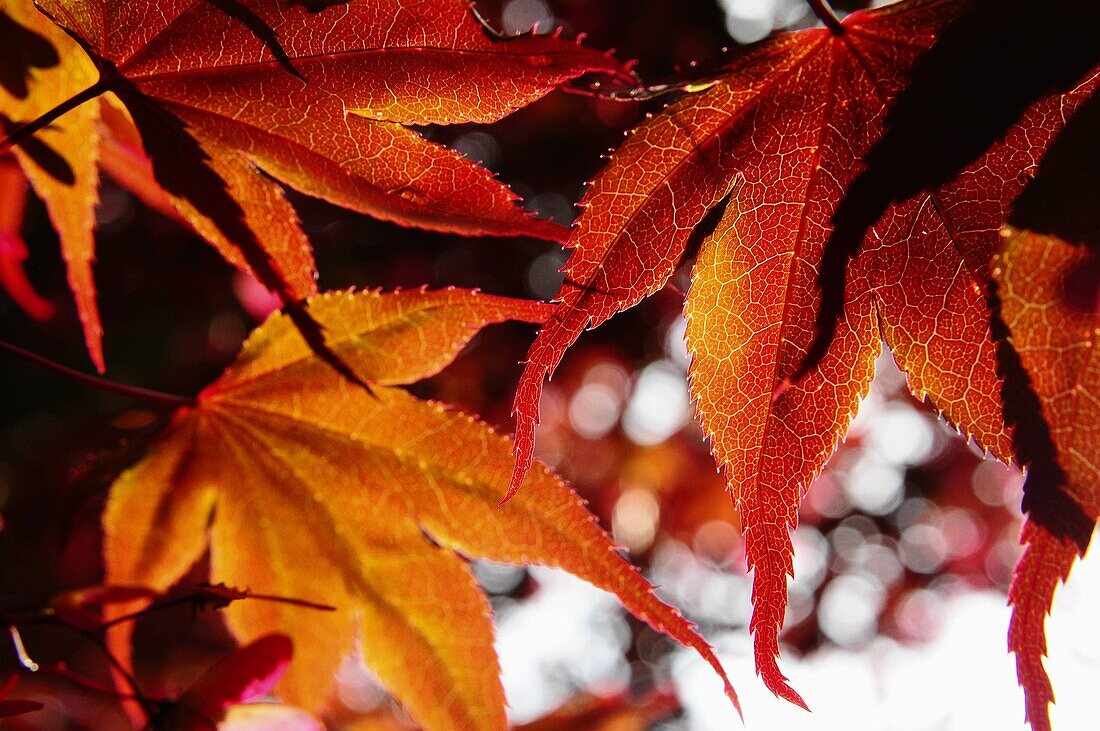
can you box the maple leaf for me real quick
[508,0,1100,711]
[152,633,323,730]
[0,0,625,370]
[0,155,55,320]
[993,227,1100,731]
[48,583,157,630]
[0,0,100,359]
[103,287,738,731]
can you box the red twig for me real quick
[807,0,845,35]
[0,339,194,408]
[0,78,111,155]
[101,585,335,629]
[9,623,157,719]
[36,663,141,701]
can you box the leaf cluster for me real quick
[0,1,1098,730]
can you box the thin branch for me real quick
[245,591,336,612]
[101,586,335,629]
[67,627,156,718]
[0,339,194,408]
[807,0,845,35]
[98,596,196,629]
[9,619,156,717]
[36,663,142,701]
[0,78,111,155]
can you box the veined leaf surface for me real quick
[104,287,738,731]
[995,228,1100,731]
[509,0,1100,713]
[2,0,624,367]
[0,0,100,362]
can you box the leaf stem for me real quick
[0,339,194,408]
[98,596,195,629]
[68,626,157,718]
[36,662,142,701]
[100,586,335,629]
[806,0,845,35]
[10,622,156,719]
[0,77,111,156]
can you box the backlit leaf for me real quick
[0,0,100,363]
[104,288,737,731]
[178,634,293,718]
[152,634,324,730]
[0,156,54,320]
[49,583,157,630]
[217,704,323,731]
[509,0,1100,711]
[2,0,624,367]
[515,691,678,731]
[994,227,1100,731]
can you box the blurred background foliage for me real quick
[1,1,1096,729]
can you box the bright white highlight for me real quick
[623,360,691,445]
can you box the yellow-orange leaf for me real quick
[0,0,101,365]
[104,288,737,731]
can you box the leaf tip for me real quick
[760,664,809,712]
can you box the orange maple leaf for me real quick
[507,0,1100,719]
[0,0,625,370]
[103,287,738,731]
[0,0,99,351]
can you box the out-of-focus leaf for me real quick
[49,583,156,630]
[0,698,44,718]
[516,691,678,731]
[0,155,53,320]
[152,634,321,730]
[218,703,323,731]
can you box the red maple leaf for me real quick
[508,1,1100,724]
[2,0,626,369]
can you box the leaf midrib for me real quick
[213,393,604,569]
[207,302,475,394]
[557,36,824,326]
[122,45,597,83]
[213,409,492,729]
